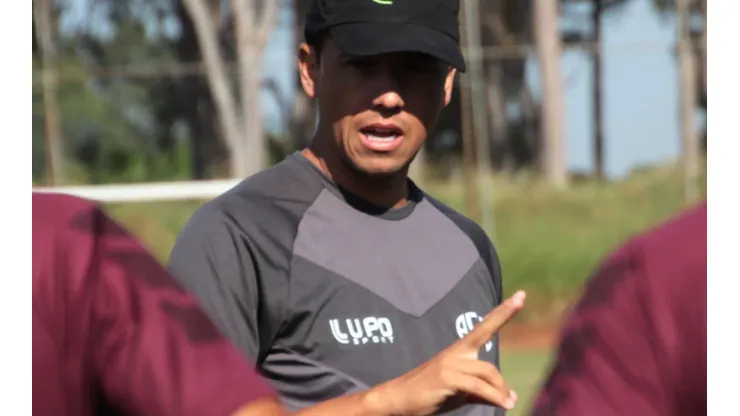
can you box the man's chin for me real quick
[344,155,411,179]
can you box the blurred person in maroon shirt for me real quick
[32,193,287,416]
[531,202,707,415]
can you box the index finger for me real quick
[458,290,526,350]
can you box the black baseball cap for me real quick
[305,0,467,72]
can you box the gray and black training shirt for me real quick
[167,153,505,416]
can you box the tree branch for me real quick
[182,0,242,149]
[257,0,280,47]
[232,0,279,52]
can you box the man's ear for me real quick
[443,67,457,107]
[298,42,319,98]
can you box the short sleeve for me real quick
[167,209,283,363]
[487,240,503,305]
[88,207,276,416]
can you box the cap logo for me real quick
[372,0,393,4]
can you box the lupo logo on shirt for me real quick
[330,317,395,345]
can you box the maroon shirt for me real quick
[532,202,707,415]
[32,193,276,416]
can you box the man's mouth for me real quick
[359,124,405,152]
[360,125,402,142]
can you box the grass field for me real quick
[501,349,554,415]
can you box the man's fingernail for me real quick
[505,398,516,409]
[512,290,526,306]
[510,390,518,401]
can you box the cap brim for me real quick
[329,21,467,72]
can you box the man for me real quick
[531,202,707,415]
[168,0,520,414]
[32,192,287,416]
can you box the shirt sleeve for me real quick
[166,209,277,362]
[530,246,672,416]
[87,207,276,416]
[488,240,503,306]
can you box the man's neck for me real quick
[301,142,410,210]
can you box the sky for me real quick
[60,0,691,180]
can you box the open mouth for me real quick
[359,123,405,152]
[360,125,403,142]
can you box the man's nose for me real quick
[371,69,405,110]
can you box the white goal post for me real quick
[32,179,242,203]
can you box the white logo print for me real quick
[329,317,395,345]
[455,312,493,352]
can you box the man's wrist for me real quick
[361,381,402,416]
[292,381,400,416]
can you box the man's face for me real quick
[299,39,457,177]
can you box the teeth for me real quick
[366,134,398,142]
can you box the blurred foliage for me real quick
[107,160,706,324]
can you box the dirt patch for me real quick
[499,322,562,351]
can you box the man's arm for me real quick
[531,247,671,416]
[167,210,288,362]
[85,207,283,416]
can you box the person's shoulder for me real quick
[632,201,706,255]
[610,201,706,274]
[32,192,112,259]
[219,154,324,209]
[177,155,324,241]
[588,201,707,310]
[423,191,492,248]
[33,192,101,229]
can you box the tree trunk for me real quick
[34,0,65,185]
[699,0,707,152]
[486,63,508,171]
[533,0,567,187]
[593,0,605,180]
[518,85,539,169]
[677,0,699,202]
[182,0,244,178]
[232,0,279,176]
[183,0,278,178]
[698,0,707,110]
[175,0,226,179]
[459,1,482,224]
[239,44,266,176]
